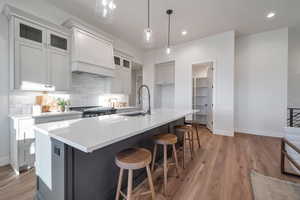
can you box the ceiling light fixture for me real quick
[181,30,187,36]
[267,12,276,19]
[144,0,153,44]
[95,0,116,23]
[166,9,173,54]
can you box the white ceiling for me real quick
[47,0,300,50]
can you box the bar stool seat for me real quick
[115,148,152,170]
[115,148,155,200]
[153,133,178,145]
[175,124,193,130]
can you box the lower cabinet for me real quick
[10,113,82,174]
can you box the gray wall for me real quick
[288,26,300,107]
[0,7,9,165]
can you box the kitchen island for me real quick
[34,109,193,200]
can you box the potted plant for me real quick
[57,98,69,112]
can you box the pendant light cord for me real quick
[168,14,170,47]
[147,0,150,28]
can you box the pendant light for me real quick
[144,0,153,44]
[96,0,116,23]
[166,9,173,54]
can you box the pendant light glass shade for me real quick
[143,28,153,47]
[96,0,116,23]
[166,47,171,54]
[144,28,153,43]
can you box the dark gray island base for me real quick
[36,117,185,200]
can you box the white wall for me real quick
[288,26,300,107]
[144,31,235,136]
[0,1,9,166]
[235,28,288,137]
[0,0,143,166]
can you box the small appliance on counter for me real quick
[69,106,117,118]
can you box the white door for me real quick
[207,63,214,131]
[47,31,70,91]
[14,19,47,88]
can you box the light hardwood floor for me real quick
[0,128,299,200]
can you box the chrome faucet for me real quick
[138,84,151,115]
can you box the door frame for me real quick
[191,59,217,133]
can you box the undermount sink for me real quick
[120,111,147,117]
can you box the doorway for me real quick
[191,62,215,132]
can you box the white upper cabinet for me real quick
[47,31,70,91]
[111,54,132,94]
[63,20,115,77]
[14,19,48,87]
[5,5,71,91]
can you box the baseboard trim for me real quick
[213,129,234,137]
[235,128,284,138]
[0,155,10,167]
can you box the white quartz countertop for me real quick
[34,109,194,153]
[10,111,82,120]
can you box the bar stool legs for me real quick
[127,170,133,200]
[195,125,201,148]
[152,133,180,195]
[172,144,180,176]
[163,144,168,194]
[146,166,156,199]
[175,125,195,169]
[185,122,201,149]
[188,131,194,160]
[115,168,124,200]
[151,144,158,171]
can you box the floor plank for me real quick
[0,128,300,200]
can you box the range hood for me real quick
[72,61,115,77]
[63,19,115,77]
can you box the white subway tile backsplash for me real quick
[9,72,129,115]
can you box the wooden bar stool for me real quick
[175,125,195,169]
[115,148,155,200]
[151,133,180,195]
[185,121,201,148]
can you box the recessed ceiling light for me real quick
[181,30,187,36]
[267,12,276,19]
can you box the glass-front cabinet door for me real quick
[48,31,69,53]
[15,18,45,46]
[14,19,48,88]
[47,31,70,91]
